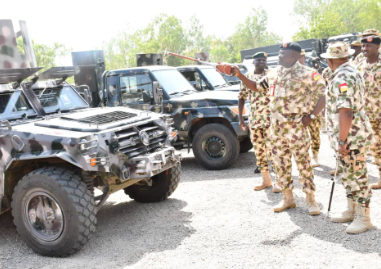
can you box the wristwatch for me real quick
[310,114,316,120]
[338,140,347,146]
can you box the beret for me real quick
[280,42,302,53]
[361,35,381,45]
[253,52,267,59]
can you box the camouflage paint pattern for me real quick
[0,83,181,213]
[357,54,381,167]
[257,61,326,193]
[326,62,374,206]
[338,148,372,207]
[308,117,321,156]
[249,128,272,172]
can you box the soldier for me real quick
[299,50,321,167]
[356,35,381,189]
[321,41,374,234]
[234,42,326,215]
[349,41,362,65]
[238,52,281,192]
[353,29,381,66]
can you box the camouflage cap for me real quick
[300,49,306,56]
[361,35,381,45]
[359,29,381,37]
[320,41,355,59]
[253,52,267,59]
[350,40,362,47]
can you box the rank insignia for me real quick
[312,72,320,81]
[339,82,349,93]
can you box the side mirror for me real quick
[153,81,163,104]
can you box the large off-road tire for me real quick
[125,162,181,203]
[11,167,97,257]
[192,123,240,170]
[240,137,253,153]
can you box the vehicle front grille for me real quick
[115,121,167,158]
[78,111,138,125]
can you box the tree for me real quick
[293,0,381,40]
[33,41,71,72]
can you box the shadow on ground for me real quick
[0,198,195,268]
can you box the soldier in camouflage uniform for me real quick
[322,41,374,234]
[356,35,381,189]
[349,41,362,66]
[234,42,326,215]
[353,29,381,66]
[299,50,321,167]
[238,52,281,193]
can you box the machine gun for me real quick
[165,51,236,77]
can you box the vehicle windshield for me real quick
[152,69,195,96]
[0,91,37,121]
[201,68,228,87]
[33,85,88,114]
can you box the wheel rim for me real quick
[203,136,226,158]
[24,191,64,242]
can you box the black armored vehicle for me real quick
[102,65,252,170]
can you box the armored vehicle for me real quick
[0,67,181,257]
[102,65,252,170]
[176,65,240,92]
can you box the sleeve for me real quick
[309,71,326,101]
[238,81,248,100]
[333,76,356,110]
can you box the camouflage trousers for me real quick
[307,117,321,156]
[320,114,326,130]
[271,120,315,193]
[370,120,381,167]
[250,127,271,172]
[338,148,372,207]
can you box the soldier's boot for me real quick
[371,171,381,189]
[272,183,282,193]
[346,205,372,234]
[254,171,272,191]
[330,198,356,222]
[273,189,296,212]
[311,153,320,168]
[306,193,320,215]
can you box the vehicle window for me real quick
[120,74,152,104]
[33,86,88,113]
[180,70,207,91]
[0,93,11,113]
[201,68,228,87]
[152,69,195,96]
[13,93,32,112]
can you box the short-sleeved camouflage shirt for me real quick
[326,62,374,150]
[356,54,381,121]
[257,62,326,123]
[238,70,270,129]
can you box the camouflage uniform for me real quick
[257,62,325,193]
[357,54,381,167]
[239,70,272,172]
[326,62,374,207]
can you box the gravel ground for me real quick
[1,133,381,269]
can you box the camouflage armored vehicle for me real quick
[0,67,181,257]
[101,65,252,170]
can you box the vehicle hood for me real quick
[214,84,240,92]
[10,107,155,135]
[167,90,239,109]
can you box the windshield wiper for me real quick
[169,92,183,96]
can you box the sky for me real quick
[1,0,301,63]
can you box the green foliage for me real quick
[293,0,381,40]
[33,41,71,72]
[102,9,280,68]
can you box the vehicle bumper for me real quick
[231,120,250,138]
[125,147,182,180]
